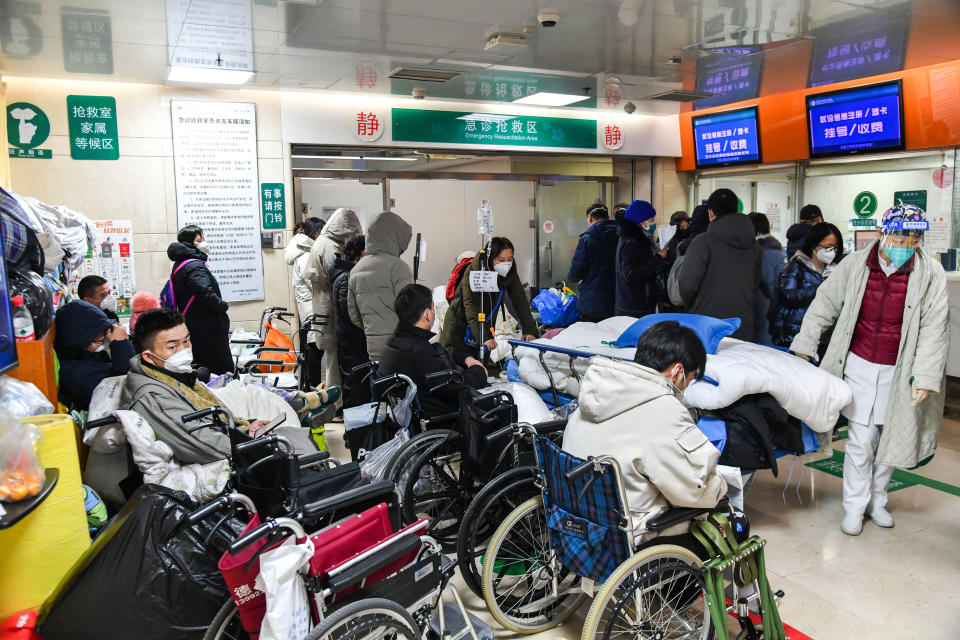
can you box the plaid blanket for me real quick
[0,186,44,273]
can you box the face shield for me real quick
[880,205,928,269]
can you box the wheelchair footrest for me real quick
[429,603,493,640]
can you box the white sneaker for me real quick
[867,506,895,528]
[841,511,863,536]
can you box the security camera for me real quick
[412,87,426,99]
[538,9,560,27]
[624,101,636,114]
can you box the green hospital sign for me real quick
[7,102,51,159]
[391,108,597,149]
[67,95,119,160]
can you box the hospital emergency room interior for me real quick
[1,1,960,639]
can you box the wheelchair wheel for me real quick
[386,429,455,491]
[306,598,419,640]
[582,545,711,640]
[400,432,465,552]
[203,600,247,640]
[481,496,586,633]
[457,466,540,598]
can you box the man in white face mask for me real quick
[122,308,322,464]
[78,275,120,322]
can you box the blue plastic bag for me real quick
[532,289,579,327]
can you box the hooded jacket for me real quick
[790,242,948,468]
[439,249,539,364]
[677,213,760,340]
[785,222,813,258]
[284,232,316,325]
[54,301,135,409]
[167,241,233,374]
[770,251,824,347]
[303,209,363,349]
[676,205,709,258]
[347,211,414,360]
[755,235,786,345]
[562,358,727,537]
[568,218,618,320]
[615,219,665,318]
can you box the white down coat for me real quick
[562,357,727,538]
[284,232,315,325]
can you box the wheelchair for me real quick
[196,491,488,640]
[480,426,786,640]
[229,307,328,392]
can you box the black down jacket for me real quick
[329,255,370,407]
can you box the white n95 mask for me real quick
[152,348,195,374]
[494,261,513,278]
[100,294,118,313]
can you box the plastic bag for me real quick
[547,399,579,421]
[532,288,579,327]
[0,376,54,418]
[255,539,314,640]
[0,412,44,502]
[483,382,551,424]
[360,428,410,483]
[39,484,247,640]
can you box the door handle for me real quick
[546,240,553,277]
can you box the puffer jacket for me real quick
[54,301,135,410]
[562,358,727,538]
[284,232,315,325]
[329,255,370,407]
[303,209,363,349]
[849,245,911,366]
[438,250,539,364]
[614,219,664,318]
[348,211,414,360]
[167,242,232,374]
[790,242,948,467]
[568,218,618,320]
[754,235,786,344]
[770,252,823,347]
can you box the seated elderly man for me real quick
[55,300,136,410]
[377,283,487,420]
[120,308,325,465]
[563,321,727,541]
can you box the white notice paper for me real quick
[171,100,264,302]
[79,219,136,318]
[469,270,500,293]
[657,225,677,250]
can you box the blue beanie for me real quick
[625,200,656,224]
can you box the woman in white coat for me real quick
[285,217,325,385]
[791,205,948,536]
[563,321,727,540]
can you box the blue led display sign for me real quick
[806,81,904,157]
[808,15,909,88]
[694,46,763,110]
[692,106,761,168]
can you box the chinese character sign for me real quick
[261,183,286,230]
[392,109,597,149]
[61,9,114,74]
[692,107,761,167]
[355,111,384,142]
[808,16,908,88]
[78,219,135,318]
[694,46,763,109]
[67,95,119,160]
[807,82,902,156]
[171,100,264,302]
[601,123,624,150]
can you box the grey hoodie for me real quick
[303,208,363,348]
[348,211,414,359]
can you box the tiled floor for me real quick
[324,416,960,640]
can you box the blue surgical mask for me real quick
[643,223,656,237]
[885,246,916,269]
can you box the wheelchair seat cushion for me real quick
[535,436,631,582]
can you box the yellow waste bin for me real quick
[0,415,89,618]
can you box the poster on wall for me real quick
[171,100,263,302]
[165,0,253,75]
[78,219,135,318]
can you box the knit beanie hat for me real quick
[624,200,656,225]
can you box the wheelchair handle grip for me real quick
[185,496,229,526]
[253,347,294,353]
[182,407,218,424]
[230,339,265,345]
[565,458,596,483]
[351,362,376,375]
[485,424,515,443]
[85,416,118,429]
[534,419,567,436]
[228,518,304,555]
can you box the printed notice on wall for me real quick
[171,100,263,302]
[78,219,135,318]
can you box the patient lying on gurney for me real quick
[119,308,328,464]
[563,320,727,539]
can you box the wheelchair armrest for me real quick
[421,411,459,428]
[325,534,421,595]
[253,347,296,354]
[533,419,567,435]
[646,506,715,532]
[297,451,331,468]
[301,481,397,519]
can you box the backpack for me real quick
[666,253,686,306]
[445,257,473,302]
[159,259,200,314]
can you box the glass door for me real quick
[535,179,607,289]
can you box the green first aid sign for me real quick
[853,190,877,219]
[67,95,119,160]
[7,102,51,159]
[261,183,286,230]
[391,108,597,149]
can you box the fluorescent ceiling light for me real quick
[513,92,591,106]
[167,66,254,85]
[456,113,516,122]
[292,154,361,159]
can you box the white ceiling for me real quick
[0,0,949,115]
